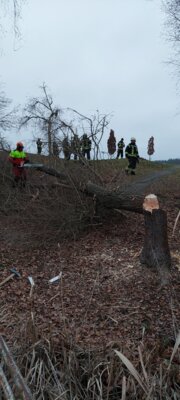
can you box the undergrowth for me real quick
[1,307,180,399]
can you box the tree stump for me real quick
[140,195,171,275]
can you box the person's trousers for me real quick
[127,157,137,173]
[116,149,123,158]
[82,150,91,160]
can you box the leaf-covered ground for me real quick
[0,166,179,353]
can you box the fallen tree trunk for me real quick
[33,166,175,219]
[84,182,144,213]
[33,166,145,213]
[36,165,67,180]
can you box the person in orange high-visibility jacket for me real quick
[8,142,29,186]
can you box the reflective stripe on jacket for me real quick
[125,143,139,158]
[81,138,91,151]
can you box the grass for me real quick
[1,306,180,399]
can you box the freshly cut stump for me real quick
[140,195,171,275]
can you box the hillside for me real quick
[0,151,180,399]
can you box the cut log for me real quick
[84,182,144,213]
[140,195,171,274]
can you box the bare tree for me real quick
[0,90,18,151]
[0,135,11,151]
[0,0,25,37]
[21,84,110,159]
[0,91,17,130]
[20,84,63,156]
[68,108,111,159]
[163,0,180,67]
[20,84,79,156]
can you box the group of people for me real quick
[36,134,92,161]
[8,135,139,187]
[61,134,92,160]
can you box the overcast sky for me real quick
[1,0,180,159]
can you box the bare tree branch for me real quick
[68,108,111,159]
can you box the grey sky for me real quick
[1,0,180,159]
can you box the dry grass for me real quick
[1,307,180,400]
[0,153,178,248]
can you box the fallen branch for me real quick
[172,210,180,237]
[0,336,33,399]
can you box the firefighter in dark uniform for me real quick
[71,134,81,160]
[36,138,42,155]
[62,137,71,160]
[53,141,59,157]
[116,138,125,159]
[81,134,91,160]
[125,137,139,175]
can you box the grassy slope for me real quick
[0,152,180,399]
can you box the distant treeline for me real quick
[155,159,180,164]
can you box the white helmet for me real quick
[131,137,136,141]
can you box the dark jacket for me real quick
[81,137,91,151]
[118,140,125,149]
[125,143,139,158]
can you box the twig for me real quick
[0,365,15,400]
[172,210,180,236]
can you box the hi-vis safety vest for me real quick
[9,150,28,167]
[9,150,27,159]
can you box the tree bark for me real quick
[36,165,67,180]
[47,118,52,156]
[84,182,144,213]
[33,167,145,213]
[140,208,171,271]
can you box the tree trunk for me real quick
[140,195,171,274]
[85,182,144,213]
[47,119,52,156]
[36,165,67,180]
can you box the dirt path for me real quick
[123,166,180,195]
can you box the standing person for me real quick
[36,138,42,155]
[125,137,139,175]
[53,140,59,157]
[71,134,81,160]
[116,138,125,159]
[81,134,91,160]
[62,137,71,160]
[8,142,29,186]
